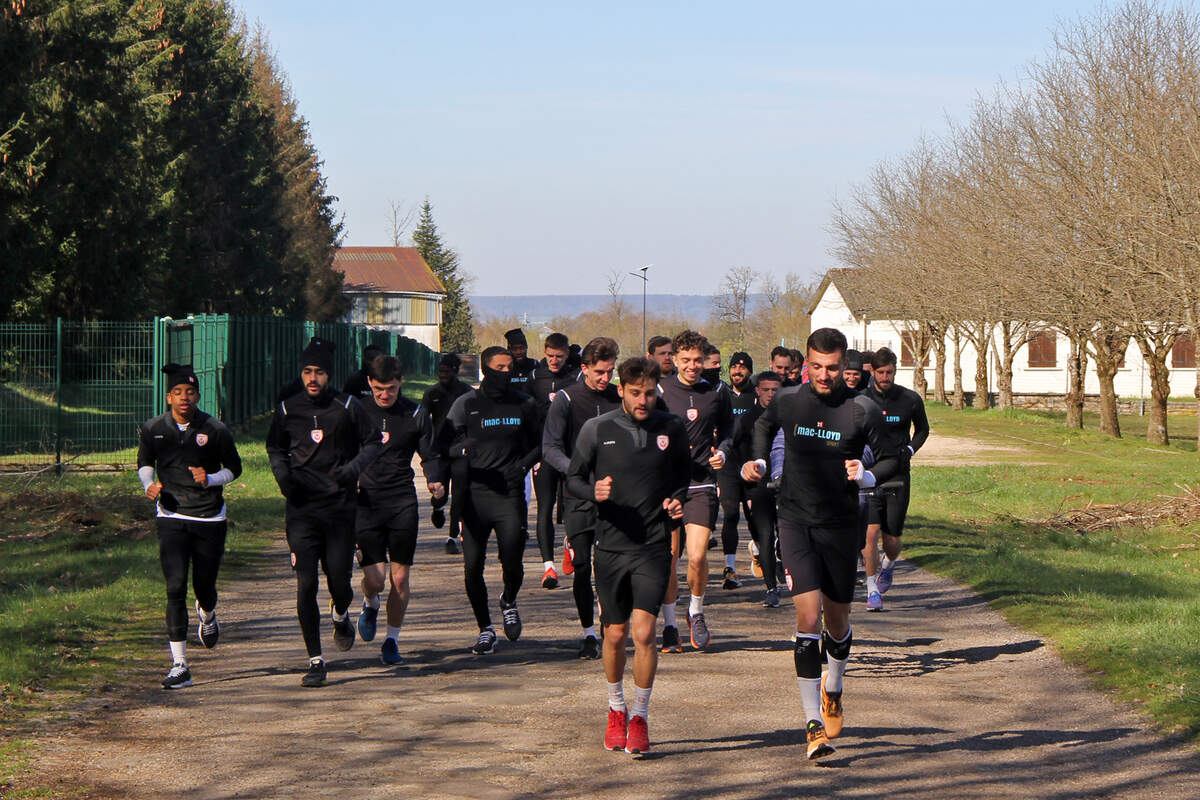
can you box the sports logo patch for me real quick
[656,435,669,451]
[381,431,390,444]
[686,408,698,421]
[785,570,793,591]
[311,429,324,443]
[195,433,208,446]
[290,552,297,567]
[549,391,557,403]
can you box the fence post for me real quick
[55,317,63,475]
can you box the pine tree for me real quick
[412,199,476,352]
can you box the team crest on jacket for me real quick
[381,431,390,444]
[195,433,208,446]
[686,408,698,421]
[311,429,324,443]
[656,435,669,451]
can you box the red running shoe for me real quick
[625,714,650,754]
[542,566,559,589]
[605,708,627,751]
[562,539,576,575]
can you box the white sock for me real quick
[331,607,348,622]
[662,603,677,628]
[364,594,380,610]
[881,555,895,571]
[608,680,626,712]
[724,554,736,570]
[632,685,652,719]
[386,625,401,642]
[866,575,878,594]
[194,602,213,622]
[797,676,822,724]
[169,640,187,665]
[583,625,597,639]
[689,594,704,616]
[825,627,851,693]
[543,560,555,572]
[309,655,325,667]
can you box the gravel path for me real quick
[24,481,1200,799]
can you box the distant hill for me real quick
[472,294,764,323]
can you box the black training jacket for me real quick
[422,379,472,440]
[861,382,929,471]
[444,387,539,492]
[508,356,538,395]
[357,397,442,506]
[137,411,243,518]
[656,374,734,486]
[529,359,581,429]
[541,381,621,485]
[752,382,899,528]
[566,409,692,552]
[266,388,381,504]
[342,370,373,403]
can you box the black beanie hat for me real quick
[439,352,462,370]
[729,351,753,370]
[162,363,199,393]
[300,336,335,374]
[504,328,527,347]
[845,349,863,371]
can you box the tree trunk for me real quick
[970,323,991,410]
[931,324,947,405]
[951,326,965,410]
[994,321,1016,410]
[1135,337,1171,446]
[1065,332,1087,430]
[1093,356,1121,438]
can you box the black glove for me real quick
[333,464,358,486]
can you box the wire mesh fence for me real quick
[0,316,441,471]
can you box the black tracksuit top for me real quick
[137,411,242,517]
[656,374,734,487]
[861,383,930,472]
[445,387,540,491]
[565,409,692,553]
[342,370,373,403]
[266,388,382,503]
[530,360,581,429]
[730,383,757,422]
[357,397,442,506]
[508,357,538,395]
[541,381,621,486]
[422,379,472,440]
[730,401,766,472]
[752,382,900,528]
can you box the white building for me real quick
[337,246,445,350]
[808,269,1198,400]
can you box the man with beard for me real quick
[505,328,538,395]
[717,351,757,590]
[646,336,674,379]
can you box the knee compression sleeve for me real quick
[822,627,852,661]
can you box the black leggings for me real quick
[717,471,746,556]
[158,518,227,642]
[461,485,527,629]
[286,499,356,658]
[533,464,561,562]
[569,529,597,629]
[747,486,778,591]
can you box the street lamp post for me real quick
[629,264,651,350]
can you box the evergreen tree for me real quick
[412,199,476,352]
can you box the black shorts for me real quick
[355,497,419,567]
[594,546,672,625]
[866,478,911,537]
[777,518,859,605]
[682,486,718,529]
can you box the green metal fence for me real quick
[0,316,439,470]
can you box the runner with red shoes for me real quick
[529,332,580,591]
[566,357,691,755]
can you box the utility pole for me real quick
[629,264,651,350]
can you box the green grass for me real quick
[908,403,1200,740]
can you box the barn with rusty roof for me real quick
[336,246,446,349]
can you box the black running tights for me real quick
[158,518,227,642]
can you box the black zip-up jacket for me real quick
[358,397,442,507]
[566,408,691,552]
[530,359,580,429]
[541,381,621,488]
[266,388,382,504]
[730,382,757,423]
[752,382,899,528]
[730,401,766,473]
[656,374,734,486]
[422,379,472,445]
[508,356,538,395]
[861,382,929,473]
[342,370,373,402]
[444,387,539,493]
[137,411,242,517]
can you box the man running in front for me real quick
[267,339,381,687]
[530,331,580,590]
[859,346,929,611]
[138,364,243,689]
[742,327,898,759]
[444,345,540,655]
[657,329,733,651]
[541,336,621,658]
[354,356,444,664]
[566,356,690,755]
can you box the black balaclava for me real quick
[701,366,722,385]
[480,364,511,399]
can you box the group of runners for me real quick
[135,324,929,759]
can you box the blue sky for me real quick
[233,1,1101,295]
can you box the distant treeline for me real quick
[1,1,344,322]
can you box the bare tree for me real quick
[710,266,758,351]
[387,199,415,246]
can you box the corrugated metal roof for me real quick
[335,247,445,295]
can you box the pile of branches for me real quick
[1041,485,1200,533]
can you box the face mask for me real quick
[481,366,511,396]
[701,367,721,385]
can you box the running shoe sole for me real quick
[161,666,192,689]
